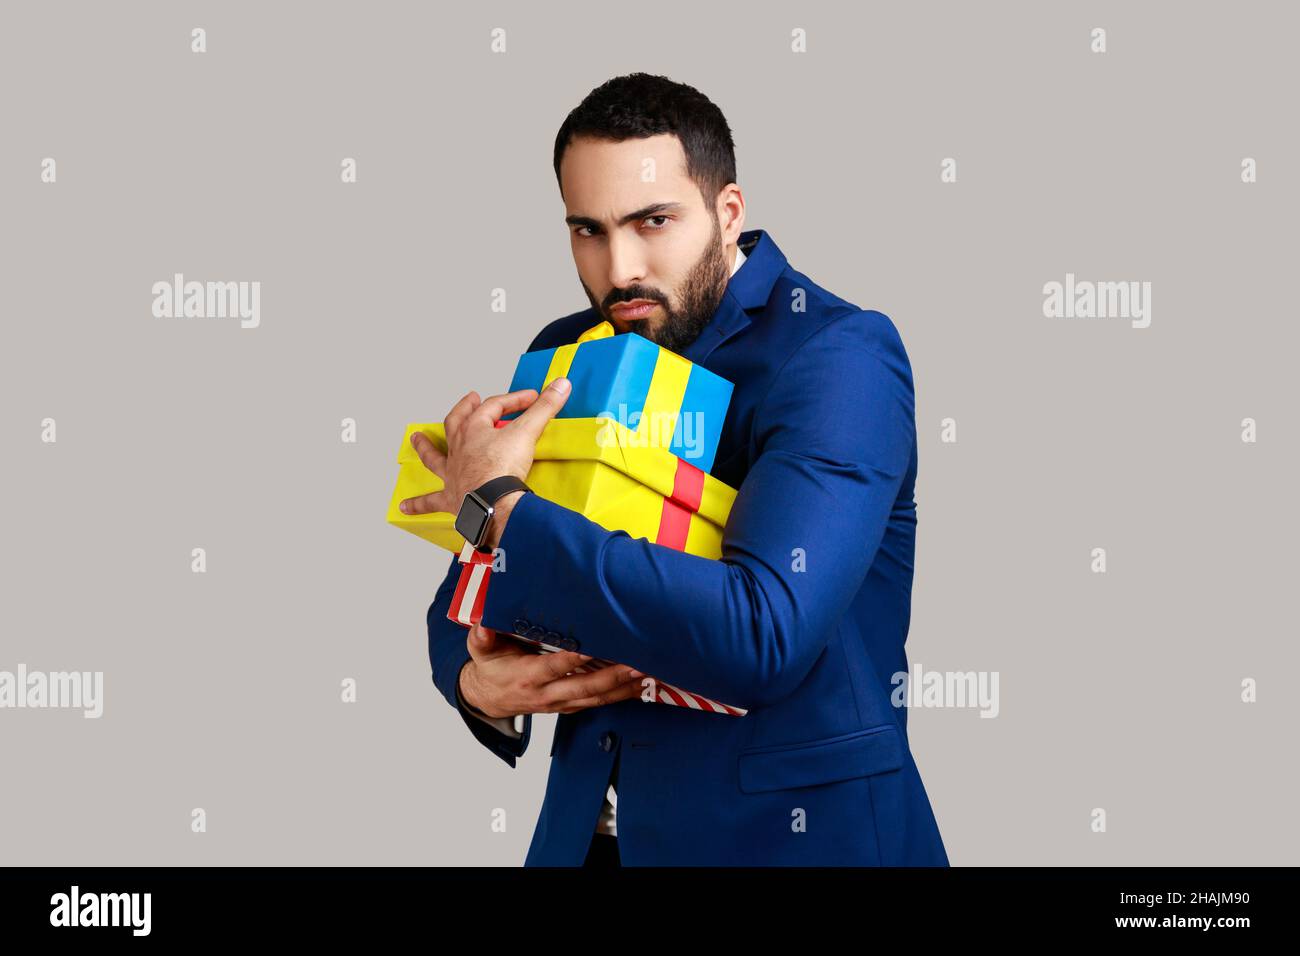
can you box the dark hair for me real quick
[552,73,737,209]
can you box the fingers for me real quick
[513,378,572,438]
[439,380,567,484]
[468,645,648,715]
[398,488,452,515]
[445,390,481,433]
[473,388,541,426]
[408,431,447,478]
[537,662,643,709]
[530,650,596,683]
[399,430,453,514]
[552,675,649,714]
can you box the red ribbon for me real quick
[654,456,705,551]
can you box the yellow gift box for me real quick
[387,418,738,559]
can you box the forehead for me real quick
[560,133,699,217]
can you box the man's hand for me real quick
[398,379,572,525]
[459,624,646,717]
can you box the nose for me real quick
[606,233,647,291]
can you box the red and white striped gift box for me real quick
[447,543,495,627]
[446,542,746,716]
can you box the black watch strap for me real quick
[472,475,531,506]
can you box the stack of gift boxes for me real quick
[387,320,746,716]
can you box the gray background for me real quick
[1,0,1295,865]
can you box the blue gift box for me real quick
[501,320,733,474]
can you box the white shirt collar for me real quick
[731,242,747,277]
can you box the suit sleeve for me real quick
[428,551,532,766]
[478,310,916,711]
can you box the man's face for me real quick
[560,133,734,355]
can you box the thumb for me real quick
[517,377,571,435]
[467,624,497,656]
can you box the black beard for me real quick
[584,217,731,355]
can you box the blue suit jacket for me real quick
[428,229,949,866]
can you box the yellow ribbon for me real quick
[542,320,615,387]
[542,318,690,451]
[576,320,615,343]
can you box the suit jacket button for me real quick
[512,619,531,636]
[549,632,578,652]
[599,731,617,752]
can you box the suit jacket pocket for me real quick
[737,723,903,794]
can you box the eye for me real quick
[574,225,597,238]
[643,215,670,229]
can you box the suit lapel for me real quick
[683,228,788,367]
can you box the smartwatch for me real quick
[454,475,532,553]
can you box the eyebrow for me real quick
[565,201,685,230]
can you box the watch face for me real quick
[454,494,491,546]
